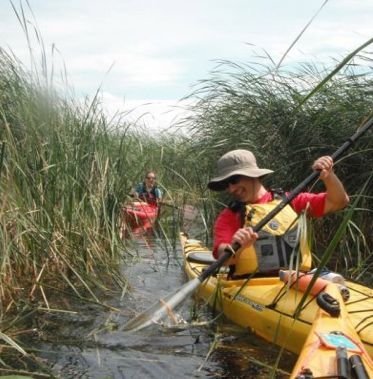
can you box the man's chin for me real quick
[233,195,246,202]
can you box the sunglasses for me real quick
[146,176,156,180]
[223,175,243,187]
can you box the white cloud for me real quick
[99,92,195,133]
[66,53,184,84]
[1,0,372,131]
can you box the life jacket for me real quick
[137,183,159,206]
[231,192,312,276]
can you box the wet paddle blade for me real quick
[121,278,201,332]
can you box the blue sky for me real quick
[1,0,372,130]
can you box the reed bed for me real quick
[0,43,183,373]
[1,51,111,304]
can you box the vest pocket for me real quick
[255,230,300,272]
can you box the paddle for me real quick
[122,117,373,332]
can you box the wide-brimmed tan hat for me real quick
[208,149,274,191]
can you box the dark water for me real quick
[30,232,296,378]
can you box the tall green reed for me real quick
[0,18,171,319]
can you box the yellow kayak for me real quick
[290,283,373,378]
[181,233,373,361]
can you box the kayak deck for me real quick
[120,202,158,235]
[290,283,373,378]
[181,233,373,359]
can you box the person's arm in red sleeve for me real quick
[212,208,241,259]
[291,156,349,217]
[312,156,349,214]
[291,192,327,218]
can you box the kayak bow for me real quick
[290,283,373,378]
[120,201,158,236]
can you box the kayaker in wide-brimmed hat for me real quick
[208,149,349,277]
[208,149,273,192]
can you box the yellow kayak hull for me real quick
[181,233,373,359]
[290,284,373,378]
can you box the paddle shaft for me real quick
[199,116,373,283]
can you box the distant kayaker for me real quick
[131,171,163,206]
[208,149,349,277]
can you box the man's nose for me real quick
[227,183,236,192]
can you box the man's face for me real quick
[145,174,156,186]
[224,175,257,203]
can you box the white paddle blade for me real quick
[121,278,201,332]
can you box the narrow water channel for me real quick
[31,231,297,378]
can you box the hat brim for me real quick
[207,168,274,191]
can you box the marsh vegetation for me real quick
[0,4,372,377]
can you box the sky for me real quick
[1,0,372,131]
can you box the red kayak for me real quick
[120,201,158,236]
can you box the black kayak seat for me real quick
[187,251,216,264]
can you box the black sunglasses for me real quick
[146,176,156,180]
[223,175,243,187]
